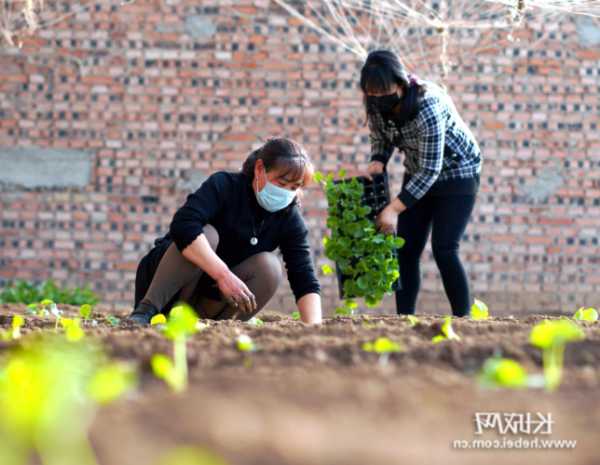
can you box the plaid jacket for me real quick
[369,82,482,208]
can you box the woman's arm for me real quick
[181,234,257,314]
[297,292,322,325]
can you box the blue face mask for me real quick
[255,173,298,212]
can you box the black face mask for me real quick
[367,92,403,115]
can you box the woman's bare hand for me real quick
[216,271,257,314]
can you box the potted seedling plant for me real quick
[316,170,404,315]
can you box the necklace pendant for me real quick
[250,237,258,246]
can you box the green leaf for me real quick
[106,315,120,326]
[88,362,137,405]
[151,354,175,380]
[236,334,256,352]
[321,264,334,275]
[291,311,300,320]
[478,357,528,389]
[79,304,93,320]
[314,171,324,183]
[406,315,419,327]
[337,168,347,179]
[60,318,85,342]
[163,304,199,340]
[432,316,461,343]
[573,307,598,322]
[529,319,584,350]
[470,298,489,320]
[362,337,403,354]
[11,315,24,339]
[151,314,167,326]
[247,317,264,327]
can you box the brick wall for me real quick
[1,1,599,315]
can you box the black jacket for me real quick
[156,171,320,301]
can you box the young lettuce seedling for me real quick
[432,316,461,343]
[0,335,136,465]
[406,315,420,327]
[247,317,264,327]
[106,315,120,327]
[470,299,489,320]
[573,307,598,322]
[362,337,403,366]
[478,356,528,389]
[291,311,301,321]
[11,315,24,340]
[236,334,256,352]
[60,318,85,342]
[151,304,199,392]
[79,304,93,320]
[529,319,584,391]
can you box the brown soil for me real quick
[1,304,599,465]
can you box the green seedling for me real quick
[321,264,334,275]
[36,299,54,317]
[0,335,136,465]
[529,319,584,391]
[573,307,598,322]
[79,304,93,320]
[106,315,120,327]
[151,304,198,392]
[406,315,420,327]
[26,303,37,315]
[60,318,85,342]
[247,317,264,327]
[0,279,99,306]
[432,316,461,343]
[12,315,24,340]
[335,299,358,317]
[470,298,489,320]
[0,315,25,342]
[362,337,403,366]
[478,356,528,389]
[291,311,300,321]
[151,314,167,326]
[316,170,405,310]
[236,334,256,352]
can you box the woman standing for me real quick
[360,50,482,316]
[128,138,322,325]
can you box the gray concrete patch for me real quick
[176,169,208,191]
[184,16,216,39]
[0,147,93,189]
[518,166,564,204]
[576,17,600,47]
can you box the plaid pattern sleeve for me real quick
[397,95,445,208]
[368,114,395,165]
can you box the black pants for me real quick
[395,193,476,316]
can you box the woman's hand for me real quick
[216,271,257,315]
[376,198,406,235]
[365,161,385,180]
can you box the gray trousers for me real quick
[137,225,282,321]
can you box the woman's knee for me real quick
[203,224,219,251]
[431,242,460,262]
[253,252,283,290]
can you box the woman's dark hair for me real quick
[360,49,411,95]
[359,49,425,121]
[242,137,314,186]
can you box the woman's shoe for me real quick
[126,302,159,326]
